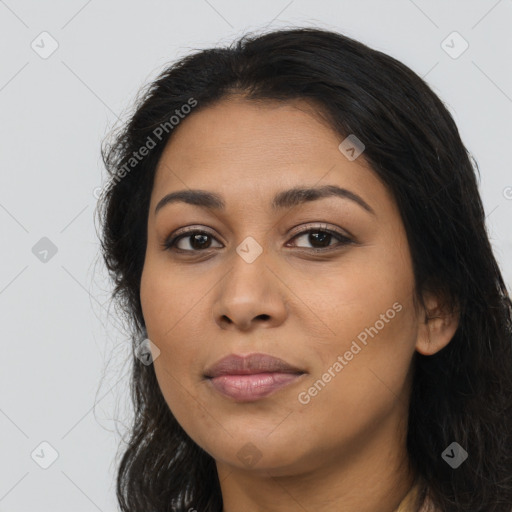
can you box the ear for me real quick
[415,290,459,356]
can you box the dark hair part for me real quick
[97,27,512,512]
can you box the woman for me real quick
[97,27,512,512]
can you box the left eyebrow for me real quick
[271,185,375,215]
[154,184,375,216]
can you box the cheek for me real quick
[140,274,209,450]
[140,264,199,396]
[310,244,414,351]
[140,259,204,341]
[151,358,223,456]
[295,301,417,454]
[300,239,417,413]
[140,277,205,373]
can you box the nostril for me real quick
[221,315,233,324]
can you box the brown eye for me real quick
[288,228,353,250]
[163,229,223,252]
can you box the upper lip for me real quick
[204,353,305,378]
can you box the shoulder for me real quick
[394,477,438,512]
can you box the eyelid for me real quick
[287,222,354,240]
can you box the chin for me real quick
[206,434,315,476]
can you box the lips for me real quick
[204,353,304,378]
[204,353,306,402]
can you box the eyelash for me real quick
[161,224,354,254]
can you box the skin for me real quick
[140,96,458,512]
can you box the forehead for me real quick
[151,97,387,211]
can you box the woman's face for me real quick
[140,96,424,476]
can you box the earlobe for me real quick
[415,293,459,356]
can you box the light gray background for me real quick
[1,1,511,510]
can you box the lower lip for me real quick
[207,372,304,402]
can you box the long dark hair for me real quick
[96,27,512,512]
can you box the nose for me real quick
[212,250,288,332]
